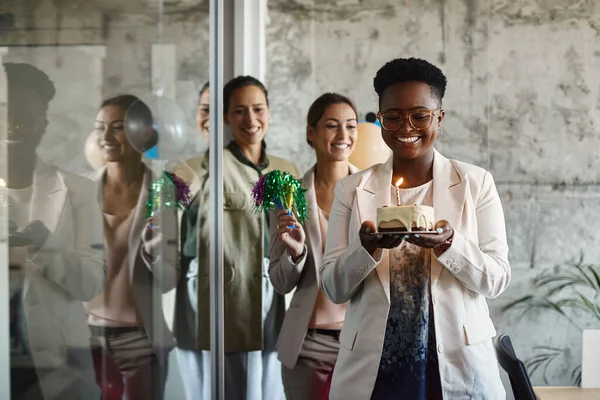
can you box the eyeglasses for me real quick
[6,118,45,134]
[377,109,441,131]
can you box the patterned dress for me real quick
[371,181,443,400]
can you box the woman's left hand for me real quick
[142,216,163,256]
[403,220,453,250]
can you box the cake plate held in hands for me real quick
[371,228,443,236]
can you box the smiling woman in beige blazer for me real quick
[86,95,179,400]
[269,93,359,400]
[320,58,510,400]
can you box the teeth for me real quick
[243,127,259,134]
[396,137,419,143]
[332,144,349,149]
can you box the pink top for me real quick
[308,206,347,330]
[86,209,143,327]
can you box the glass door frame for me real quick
[209,0,266,398]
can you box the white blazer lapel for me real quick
[24,160,68,296]
[356,157,393,303]
[30,160,67,234]
[431,149,467,286]
[302,166,323,281]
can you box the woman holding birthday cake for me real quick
[319,58,510,399]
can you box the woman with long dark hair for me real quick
[269,92,360,399]
[86,94,179,400]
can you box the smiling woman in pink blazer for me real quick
[269,93,359,400]
[319,58,510,399]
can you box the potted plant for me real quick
[502,253,600,386]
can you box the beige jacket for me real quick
[90,164,179,358]
[171,154,207,200]
[268,163,359,369]
[320,150,510,399]
[195,147,300,352]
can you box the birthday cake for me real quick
[376,204,435,232]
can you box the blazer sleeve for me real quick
[268,210,308,295]
[29,187,106,302]
[436,171,511,298]
[141,205,181,293]
[319,180,383,304]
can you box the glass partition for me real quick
[0,0,211,398]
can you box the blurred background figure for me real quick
[84,130,107,171]
[171,81,211,399]
[172,82,210,198]
[348,111,390,170]
[3,62,105,400]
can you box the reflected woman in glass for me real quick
[86,95,179,400]
[171,82,211,399]
[191,76,299,399]
[320,58,510,399]
[173,82,210,197]
[3,62,105,400]
[269,93,359,400]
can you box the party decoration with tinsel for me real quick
[251,170,307,223]
[147,171,192,218]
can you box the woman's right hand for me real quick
[275,209,306,261]
[359,220,403,256]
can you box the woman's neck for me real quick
[240,142,262,166]
[392,150,434,188]
[105,158,145,188]
[314,156,350,189]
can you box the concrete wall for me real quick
[1,0,210,174]
[265,0,600,389]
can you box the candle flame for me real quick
[0,178,5,188]
[394,177,403,188]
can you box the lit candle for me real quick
[0,178,5,206]
[394,177,403,206]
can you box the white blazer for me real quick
[269,163,358,369]
[20,159,105,399]
[320,150,510,399]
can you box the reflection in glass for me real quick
[4,61,104,399]
[171,84,211,399]
[86,95,178,400]
[1,0,211,398]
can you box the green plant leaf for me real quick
[588,266,600,292]
[572,365,582,387]
[525,345,565,384]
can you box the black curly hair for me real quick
[3,62,56,109]
[373,58,447,107]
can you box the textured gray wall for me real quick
[1,0,210,174]
[265,0,600,389]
